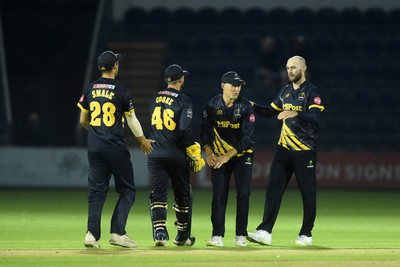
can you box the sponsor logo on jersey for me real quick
[307,160,314,168]
[158,90,178,97]
[187,108,193,118]
[93,84,115,89]
[283,103,303,111]
[245,157,252,165]
[234,108,241,118]
[217,120,240,129]
[249,113,255,122]
[314,96,321,105]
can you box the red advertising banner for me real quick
[193,151,400,189]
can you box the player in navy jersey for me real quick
[201,71,256,247]
[148,64,204,247]
[77,50,154,248]
[247,56,325,247]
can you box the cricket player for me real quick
[148,64,204,247]
[77,50,154,248]
[201,71,256,247]
[247,55,325,247]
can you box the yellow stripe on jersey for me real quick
[212,128,253,157]
[278,122,311,151]
[77,103,89,113]
[283,125,306,150]
[213,128,231,155]
[284,133,303,151]
[278,128,289,149]
[309,104,325,111]
[124,109,135,115]
[271,102,283,111]
[213,128,253,157]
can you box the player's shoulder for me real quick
[206,94,222,105]
[304,81,318,91]
[178,92,191,102]
[277,84,291,96]
[236,96,253,108]
[304,81,322,96]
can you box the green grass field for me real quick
[0,188,399,266]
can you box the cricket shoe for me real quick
[154,229,169,247]
[109,233,137,248]
[234,235,247,247]
[173,231,196,246]
[247,230,272,245]
[294,235,312,247]
[206,236,224,247]
[84,231,100,248]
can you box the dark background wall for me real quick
[0,0,399,150]
[0,0,98,146]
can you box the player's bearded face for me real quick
[287,68,302,83]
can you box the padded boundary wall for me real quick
[0,147,398,189]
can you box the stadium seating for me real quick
[119,6,399,151]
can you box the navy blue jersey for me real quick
[77,77,134,151]
[149,88,195,156]
[271,81,324,150]
[200,94,255,157]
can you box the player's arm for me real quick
[298,92,324,122]
[200,104,216,167]
[125,111,154,154]
[179,98,205,172]
[298,108,321,122]
[179,98,196,147]
[253,102,280,118]
[279,93,324,122]
[79,111,89,130]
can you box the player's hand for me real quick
[140,139,155,155]
[278,110,298,120]
[206,153,216,167]
[213,154,230,169]
[186,142,205,172]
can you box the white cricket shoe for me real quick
[206,236,224,247]
[109,233,138,248]
[234,235,247,247]
[247,230,272,245]
[294,235,312,246]
[84,231,100,248]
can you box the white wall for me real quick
[113,0,399,21]
[0,147,149,188]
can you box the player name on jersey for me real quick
[156,96,174,105]
[91,89,115,100]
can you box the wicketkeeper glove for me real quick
[186,142,205,172]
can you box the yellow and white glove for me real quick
[186,142,205,172]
